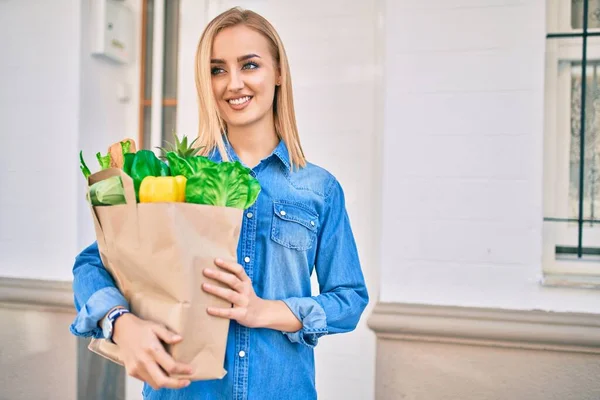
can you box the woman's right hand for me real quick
[112,313,193,390]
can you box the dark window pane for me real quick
[163,0,180,99]
[144,0,155,99]
[569,62,600,224]
[143,105,152,150]
[572,0,600,29]
[162,106,177,147]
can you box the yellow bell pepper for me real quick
[139,175,187,203]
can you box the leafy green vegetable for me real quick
[245,177,261,209]
[88,176,126,206]
[96,152,111,170]
[121,140,132,155]
[185,161,261,209]
[80,151,92,179]
[124,150,171,201]
[166,152,216,179]
[123,152,135,176]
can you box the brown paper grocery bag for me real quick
[86,168,242,381]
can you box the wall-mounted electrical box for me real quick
[90,0,134,64]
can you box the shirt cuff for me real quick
[281,297,328,348]
[69,287,129,339]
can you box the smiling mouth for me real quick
[228,96,252,106]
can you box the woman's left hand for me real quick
[202,258,266,328]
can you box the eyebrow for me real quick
[210,54,261,64]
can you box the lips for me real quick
[228,96,252,105]
[226,95,253,110]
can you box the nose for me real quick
[227,70,244,92]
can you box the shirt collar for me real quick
[271,139,291,170]
[212,136,291,170]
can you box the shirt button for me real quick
[280,210,286,216]
[239,350,246,358]
[246,212,253,219]
[244,256,250,263]
[310,221,315,226]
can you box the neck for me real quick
[226,113,279,168]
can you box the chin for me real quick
[225,114,260,129]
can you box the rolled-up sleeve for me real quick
[281,297,328,347]
[69,242,128,338]
[283,177,369,347]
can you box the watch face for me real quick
[101,316,112,339]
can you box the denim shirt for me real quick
[70,139,369,400]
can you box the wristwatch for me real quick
[101,307,130,343]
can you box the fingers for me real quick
[121,320,192,391]
[207,306,240,320]
[145,359,191,390]
[150,345,194,377]
[214,258,249,282]
[203,268,243,291]
[151,324,183,345]
[202,283,244,305]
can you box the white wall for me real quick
[0,0,141,281]
[0,0,81,281]
[175,1,380,399]
[77,0,142,251]
[379,0,600,313]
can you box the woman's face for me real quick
[210,25,280,130]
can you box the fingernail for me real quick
[215,258,223,264]
[173,335,182,341]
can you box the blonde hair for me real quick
[194,7,306,170]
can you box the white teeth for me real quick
[229,96,250,105]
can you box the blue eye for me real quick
[211,67,225,75]
[242,62,259,70]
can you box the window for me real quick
[544,0,600,287]
[139,0,181,150]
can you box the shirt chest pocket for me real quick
[271,200,319,251]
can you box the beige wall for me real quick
[376,339,600,400]
[0,278,127,400]
[369,303,600,400]
[0,279,77,400]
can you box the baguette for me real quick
[108,138,137,169]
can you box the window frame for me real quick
[138,0,181,151]
[543,0,600,288]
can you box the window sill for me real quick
[542,249,600,289]
[542,272,600,290]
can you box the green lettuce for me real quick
[185,161,261,209]
[165,152,216,179]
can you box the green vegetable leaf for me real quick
[123,152,135,176]
[185,164,227,206]
[96,152,111,170]
[121,140,131,155]
[88,176,126,206]
[185,161,261,209]
[166,152,216,179]
[245,175,261,209]
[80,151,92,179]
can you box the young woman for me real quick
[70,7,368,400]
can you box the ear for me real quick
[276,66,282,86]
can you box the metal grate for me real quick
[546,0,599,258]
